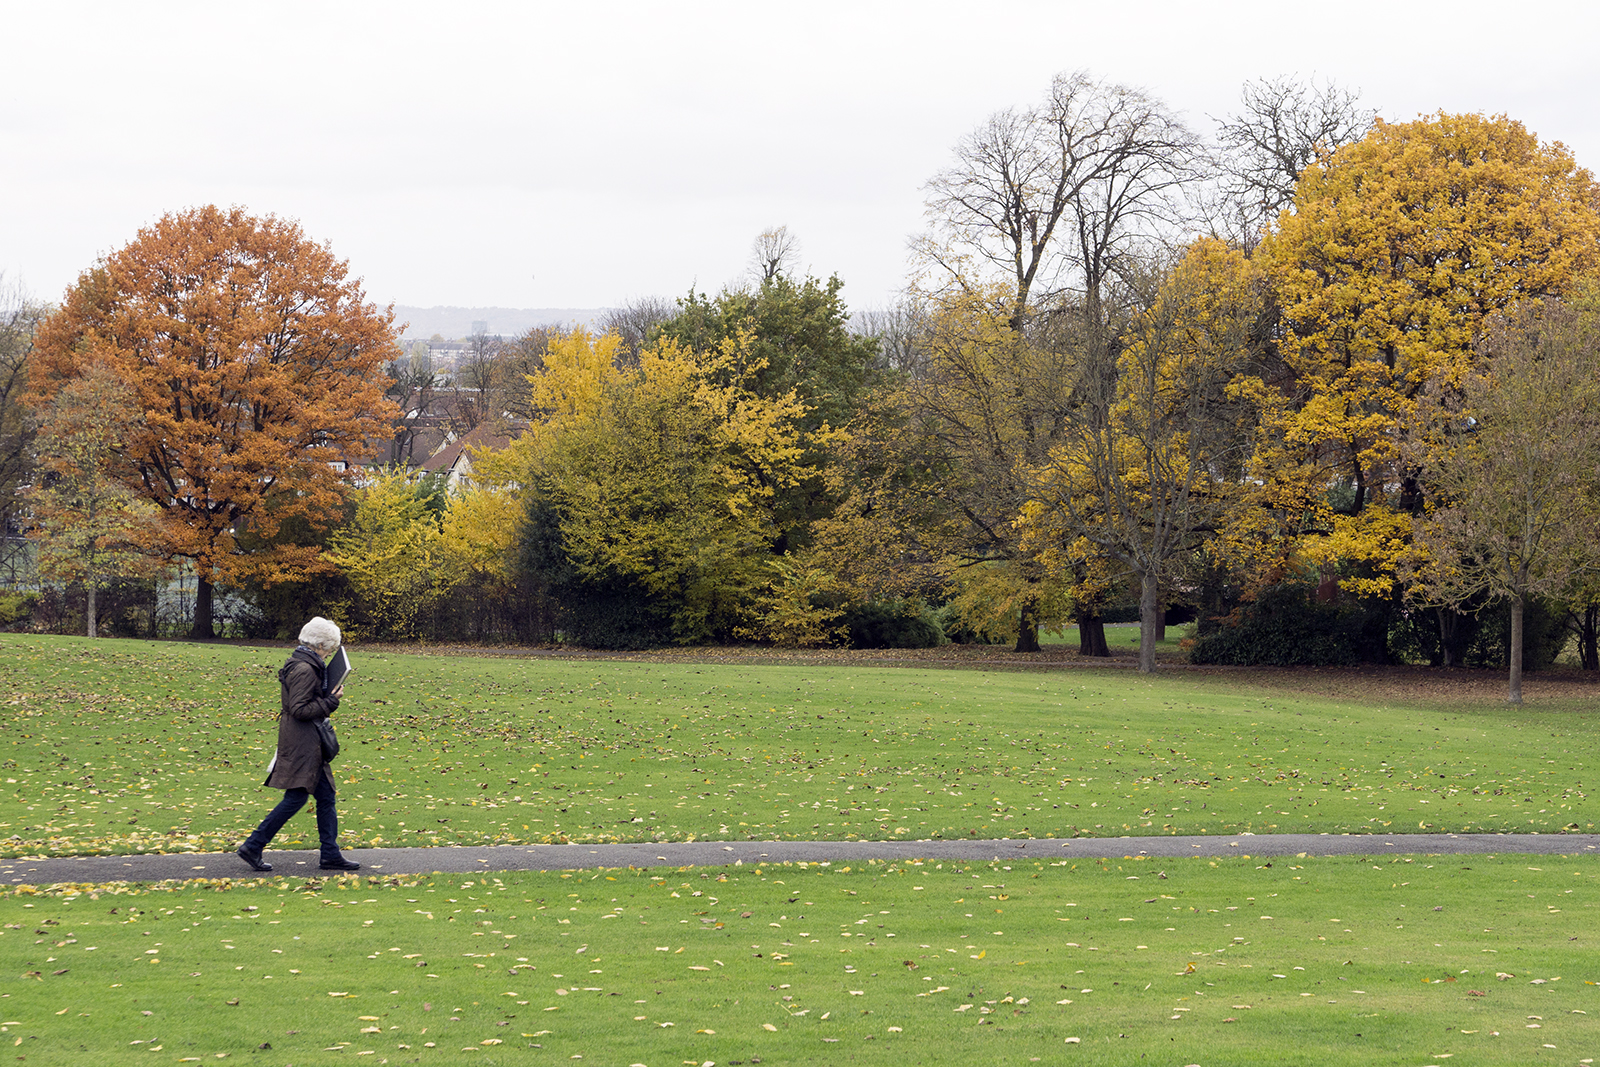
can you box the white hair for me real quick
[298,616,342,654]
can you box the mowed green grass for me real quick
[0,633,1595,859]
[3,855,1599,1066]
[1038,622,1185,652]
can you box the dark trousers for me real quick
[243,769,343,862]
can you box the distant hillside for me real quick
[394,306,605,340]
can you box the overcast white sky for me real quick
[3,0,1597,318]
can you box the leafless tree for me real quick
[448,328,504,433]
[597,297,676,366]
[384,341,442,465]
[919,70,1204,331]
[850,301,928,377]
[917,71,1206,653]
[1210,75,1375,251]
[749,226,801,283]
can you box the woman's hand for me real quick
[331,684,344,699]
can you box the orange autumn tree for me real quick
[29,206,399,637]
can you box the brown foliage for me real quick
[28,206,399,634]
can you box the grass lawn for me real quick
[1,634,1597,859]
[3,853,1598,1066]
[1038,622,1185,653]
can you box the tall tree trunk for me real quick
[1077,608,1109,657]
[1014,597,1042,653]
[1576,604,1599,671]
[1436,607,1460,668]
[1507,593,1524,705]
[191,574,215,640]
[86,582,97,639]
[1137,570,1160,673]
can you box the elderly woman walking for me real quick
[237,617,360,872]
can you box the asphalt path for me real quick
[4,833,1599,886]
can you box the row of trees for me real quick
[856,74,1600,700]
[6,75,1600,704]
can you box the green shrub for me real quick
[842,601,946,649]
[1188,582,1387,666]
[1389,595,1568,670]
[931,602,1000,644]
[0,591,34,629]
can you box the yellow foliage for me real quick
[526,327,624,422]
[1023,238,1261,637]
[479,328,811,643]
[736,555,846,647]
[1246,112,1600,593]
[474,327,625,491]
[326,469,451,639]
[1297,509,1422,599]
[440,487,519,585]
[943,558,1074,644]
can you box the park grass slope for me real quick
[1,634,1596,860]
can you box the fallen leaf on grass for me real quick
[762,1023,778,1031]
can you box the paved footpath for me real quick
[4,833,1599,886]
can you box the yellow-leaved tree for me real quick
[25,362,162,636]
[1247,113,1600,603]
[1022,238,1265,671]
[326,468,448,639]
[817,288,1078,650]
[440,486,519,588]
[484,328,809,646]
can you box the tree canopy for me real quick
[1403,297,1600,702]
[29,206,399,636]
[485,328,810,646]
[1244,113,1600,599]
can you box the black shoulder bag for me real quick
[315,717,340,762]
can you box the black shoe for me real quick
[236,847,272,872]
[319,857,360,871]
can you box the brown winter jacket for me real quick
[265,647,339,792]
